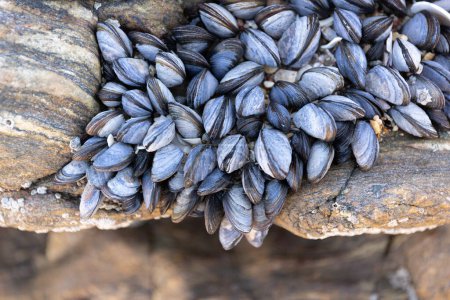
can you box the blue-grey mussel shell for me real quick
[307,141,334,183]
[242,163,265,204]
[171,25,215,53]
[184,144,217,187]
[240,28,280,68]
[155,52,186,88]
[391,39,422,73]
[177,49,210,77]
[132,150,151,177]
[290,0,332,19]
[335,41,367,88]
[142,170,161,212]
[333,121,355,164]
[172,186,200,223]
[236,116,263,139]
[436,27,450,54]
[198,169,231,196]
[291,130,311,162]
[333,9,362,43]
[204,192,225,234]
[128,31,168,62]
[122,89,153,117]
[86,165,113,188]
[73,137,107,161]
[286,153,303,192]
[421,61,450,93]
[379,0,407,16]
[199,3,239,38]
[293,103,337,142]
[96,20,132,63]
[266,102,291,133]
[362,16,393,43]
[98,82,127,108]
[401,12,440,51]
[365,65,411,105]
[80,183,103,219]
[223,185,253,233]
[151,144,184,182]
[187,69,218,109]
[263,180,288,221]
[318,95,365,121]
[344,89,389,119]
[351,121,379,171]
[254,4,297,39]
[298,66,344,100]
[85,110,125,137]
[146,76,175,115]
[278,15,321,69]
[220,0,265,20]
[235,86,265,117]
[255,128,292,180]
[55,160,89,184]
[388,103,438,138]
[217,134,249,173]
[116,117,151,145]
[331,0,375,14]
[426,109,450,131]
[219,215,243,250]
[408,75,445,110]
[113,58,149,87]
[217,61,265,95]
[93,142,134,172]
[209,38,244,80]
[102,167,140,201]
[168,102,204,139]
[143,116,176,152]
[269,81,309,109]
[203,96,235,140]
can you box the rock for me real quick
[96,0,186,36]
[0,0,101,190]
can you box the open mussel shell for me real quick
[184,144,217,188]
[73,137,107,161]
[421,61,450,93]
[333,9,362,43]
[263,180,288,221]
[269,80,309,110]
[291,130,312,162]
[217,61,264,95]
[55,160,89,184]
[209,38,244,80]
[86,110,125,138]
[362,15,393,43]
[79,183,103,219]
[351,121,379,171]
[240,28,280,68]
[426,109,450,131]
[199,3,239,38]
[318,95,365,122]
[202,96,235,140]
[86,165,113,189]
[113,58,149,87]
[168,102,204,139]
[255,128,292,180]
[187,69,218,109]
[335,41,367,89]
[177,49,210,77]
[235,86,265,117]
[102,167,140,200]
[278,14,321,69]
[198,168,231,196]
[93,142,134,172]
[122,89,153,118]
[98,82,127,108]
[128,31,168,62]
[254,4,296,39]
[242,163,265,205]
[142,170,161,212]
[217,134,249,173]
[307,141,334,183]
[365,65,411,105]
[333,121,355,164]
[151,144,184,182]
[220,0,265,20]
[236,116,263,139]
[172,186,200,223]
[155,52,186,88]
[96,20,132,63]
[391,39,422,74]
[293,103,337,142]
[204,192,225,234]
[298,66,344,100]
[266,102,291,133]
[286,153,304,192]
[143,116,176,152]
[408,75,445,110]
[223,185,253,234]
[291,0,332,19]
[379,0,407,16]
[388,103,438,138]
[344,89,387,119]
[401,12,440,51]
[146,76,175,115]
[171,25,215,53]
[219,215,243,250]
[331,0,375,14]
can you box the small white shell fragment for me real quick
[411,2,450,26]
[273,69,298,83]
[320,36,342,50]
[36,186,47,195]
[264,80,274,89]
[107,134,115,147]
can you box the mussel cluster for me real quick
[56,0,450,250]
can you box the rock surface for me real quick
[0,0,101,190]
